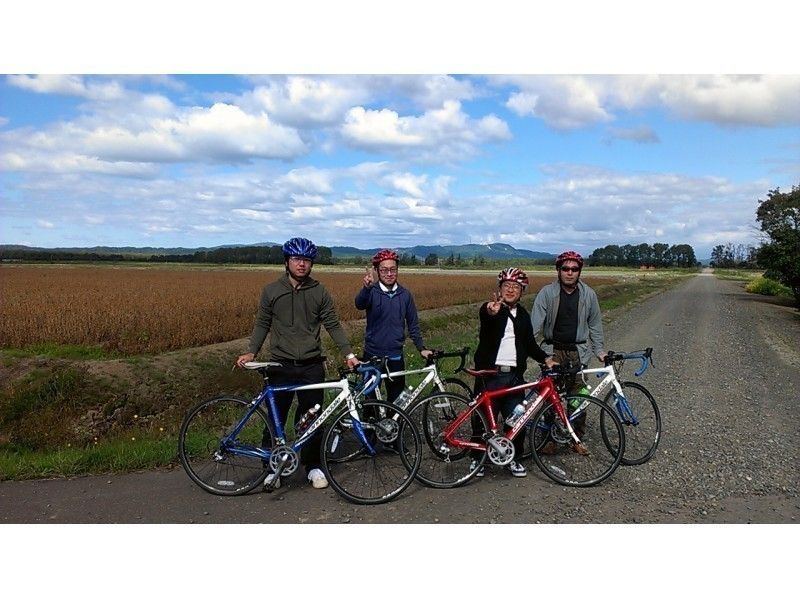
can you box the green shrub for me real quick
[745,276,792,297]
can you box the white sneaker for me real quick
[264,472,281,489]
[507,461,527,478]
[307,468,329,489]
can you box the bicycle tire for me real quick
[531,395,624,487]
[178,395,273,496]
[321,401,421,505]
[602,381,661,465]
[408,393,489,489]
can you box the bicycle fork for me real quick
[553,396,583,444]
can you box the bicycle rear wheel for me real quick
[531,396,624,487]
[178,395,273,496]
[602,381,661,465]
[435,377,473,399]
[407,393,488,489]
[322,401,421,505]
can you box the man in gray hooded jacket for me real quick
[531,250,607,380]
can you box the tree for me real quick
[424,253,438,266]
[756,185,800,306]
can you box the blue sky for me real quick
[1,6,798,260]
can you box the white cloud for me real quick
[501,75,800,129]
[382,172,427,197]
[7,74,125,101]
[341,100,511,161]
[36,219,55,228]
[0,102,308,170]
[245,76,370,128]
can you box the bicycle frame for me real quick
[575,349,652,425]
[369,348,470,404]
[223,364,382,462]
[440,372,580,455]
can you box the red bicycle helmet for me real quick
[555,250,584,269]
[497,267,529,290]
[372,249,399,266]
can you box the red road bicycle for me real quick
[407,365,625,488]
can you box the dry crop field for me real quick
[0,265,613,356]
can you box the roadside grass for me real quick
[713,269,764,282]
[0,344,117,360]
[744,275,793,298]
[0,270,687,480]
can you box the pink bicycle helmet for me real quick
[372,249,399,266]
[497,267,529,290]
[555,250,584,269]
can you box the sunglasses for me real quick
[560,266,581,273]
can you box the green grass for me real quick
[713,269,764,282]
[0,343,117,360]
[745,275,793,298]
[0,435,178,480]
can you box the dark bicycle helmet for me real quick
[282,237,318,260]
[555,250,584,269]
[372,248,399,266]
[497,267,529,290]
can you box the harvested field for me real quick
[0,265,617,355]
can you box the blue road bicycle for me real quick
[178,362,421,505]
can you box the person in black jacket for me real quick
[471,267,557,478]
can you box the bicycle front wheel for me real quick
[178,395,273,496]
[322,401,421,505]
[531,396,624,487]
[603,381,661,465]
[408,393,488,489]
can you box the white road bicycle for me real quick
[525,347,661,466]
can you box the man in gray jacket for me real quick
[531,250,607,370]
[531,251,607,452]
[236,237,359,490]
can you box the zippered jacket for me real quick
[247,274,352,361]
[530,279,605,366]
[355,284,425,357]
[473,302,548,373]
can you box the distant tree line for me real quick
[0,245,334,265]
[148,245,333,264]
[709,243,759,269]
[587,243,699,267]
[0,250,130,262]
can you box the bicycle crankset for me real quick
[486,435,515,466]
[269,446,299,477]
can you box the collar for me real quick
[379,281,399,293]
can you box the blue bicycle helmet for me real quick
[282,237,318,260]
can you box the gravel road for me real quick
[2,272,798,524]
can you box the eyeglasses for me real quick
[500,281,522,291]
[560,266,581,273]
[378,267,398,274]
[289,256,312,264]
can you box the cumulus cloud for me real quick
[341,100,511,161]
[244,76,371,128]
[500,74,800,129]
[7,74,125,101]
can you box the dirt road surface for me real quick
[2,273,798,524]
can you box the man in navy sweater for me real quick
[355,249,433,401]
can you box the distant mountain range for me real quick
[1,242,555,260]
[331,243,554,260]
